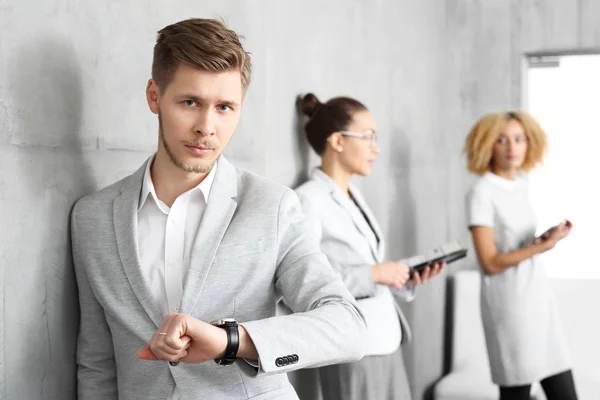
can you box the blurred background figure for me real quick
[465,112,578,400]
[295,93,444,400]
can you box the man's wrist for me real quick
[210,319,239,365]
[214,325,228,360]
[237,325,258,361]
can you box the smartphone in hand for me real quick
[536,220,573,242]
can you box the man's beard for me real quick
[158,113,217,174]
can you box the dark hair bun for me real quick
[300,93,321,117]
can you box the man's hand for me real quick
[137,313,227,364]
[137,313,258,364]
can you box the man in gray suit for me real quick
[71,18,366,400]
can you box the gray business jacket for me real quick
[295,168,413,346]
[71,157,366,400]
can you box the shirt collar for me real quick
[138,155,218,212]
[483,171,522,191]
[311,166,360,198]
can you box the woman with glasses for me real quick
[465,112,578,400]
[294,93,443,400]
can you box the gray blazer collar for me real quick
[113,156,238,327]
[311,168,384,262]
[113,159,162,326]
[180,156,238,316]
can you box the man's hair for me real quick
[152,18,252,91]
[465,111,547,174]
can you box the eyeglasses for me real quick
[339,130,378,148]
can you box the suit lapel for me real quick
[331,189,381,263]
[312,168,382,262]
[348,184,385,262]
[113,160,163,328]
[180,157,238,316]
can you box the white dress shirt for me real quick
[137,156,217,400]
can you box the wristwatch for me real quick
[210,318,239,366]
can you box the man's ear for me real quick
[146,79,160,115]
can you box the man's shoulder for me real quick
[234,166,292,201]
[72,175,131,219]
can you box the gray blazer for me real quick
[295,168,413,345]
[71,157,366,400]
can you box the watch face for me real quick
[211,318,237,326]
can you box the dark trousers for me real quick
[499,370,578,400]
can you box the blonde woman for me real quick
[465,112,578,400]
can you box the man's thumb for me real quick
[137,347,159,360]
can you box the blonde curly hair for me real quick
[465,111,547,175]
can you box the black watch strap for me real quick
[211,319,239,366]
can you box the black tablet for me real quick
[408,248,468,274]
